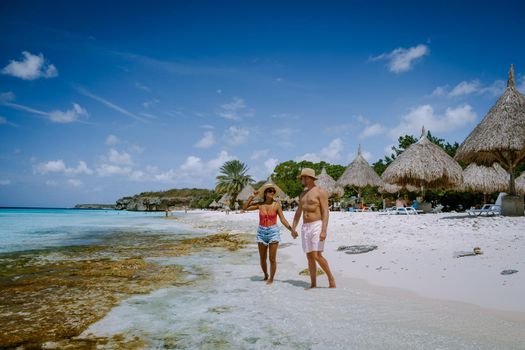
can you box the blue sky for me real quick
[1,0,525,207]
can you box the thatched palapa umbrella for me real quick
[456,65,525,196]
[382,127,463,196]
[461,163,508,196]
[315,168,345,197]
[337,145,383,200]
[236,184,256,202]
[208,200,219,209]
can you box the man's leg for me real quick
[257,243,269,280]
[267,242,279,284]
[306,252,317,288]
[312,251,336,288]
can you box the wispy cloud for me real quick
[431,79,505,98]
[134,82,150,91]
[0,179,11,186]
[76,87,147,122]
[105,134,120,146]
[217,97,254,121]
[1,51,58,80]
[371,44,429,73]
[224,126,250,146]
[1,92,88,123]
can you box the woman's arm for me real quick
[243,192,259,211]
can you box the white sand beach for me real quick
[189,210,525,314]
[81,209,525,349]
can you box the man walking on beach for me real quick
[292,168,336,288]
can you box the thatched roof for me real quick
[218,193,231,205]
[461,163,508,194]
[382,128,463,189]
[456,65,525,166]
[236,184,255,201]
[516,172,525,195]
[379,182,401,193]
[337,145,383,188]
[315,168,345,197]
[209,200,219,208]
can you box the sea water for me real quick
[0,208,191,253]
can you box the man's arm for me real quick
[319,189,329,241]
[292,193,304,231]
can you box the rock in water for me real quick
[338,245,378,254]
[500,269,519,275]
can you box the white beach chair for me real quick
[396,207,419,215]
[466,192,505,216]
[431,204,444,213]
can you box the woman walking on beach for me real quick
[244,183,297,284]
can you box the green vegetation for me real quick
[215,160,254,203]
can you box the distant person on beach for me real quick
[292,168,336,289]
[244,183,297,284]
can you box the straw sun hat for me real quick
[297,168,318,180]
[258,183,278,201]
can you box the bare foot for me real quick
[263,273,269,281]
[329,279,336,288]
[266,279,273,285]
[305,284,317,290]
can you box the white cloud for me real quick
[250,149,269,160]
[371,44,429,73]
[217,97,253,120]
[388,104,476,140]
[108,149,133,165]
[432,79,505,98]
[448,80,481,97]
[1,51,58,80]
[34,160,93,175]
[361,123,386,138]
[180,156,203,172]
[384,144,396,157]
[207,150,235,170]
[195,131,215,148]
[264,158,279,174]
[67,179,83,187]
[96,164,132,177]
[225,126,249,146]
[45,180,58,187]
[105,134,120,146]
[49,103,88,123]
[296,138,344,163]
[0,179,11,185]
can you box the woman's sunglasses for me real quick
[265,189,276,193]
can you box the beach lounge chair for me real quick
[396,207,419,215]
[466,204,501,216]
[466,192,505,216]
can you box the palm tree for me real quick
[215,160,254,206]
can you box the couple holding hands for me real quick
[243,168,336,289]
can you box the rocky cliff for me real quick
[115,188,215,211]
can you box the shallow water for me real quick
[84,245,525,349]
[0,208,193,253]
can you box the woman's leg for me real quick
[267,242,279,284]
[258,243,269,280]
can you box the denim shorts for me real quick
[256,225,281,245]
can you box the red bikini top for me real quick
[259,203,277,227]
